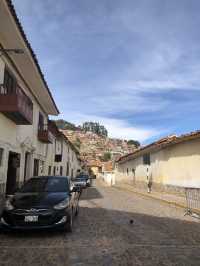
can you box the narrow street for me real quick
[0,180,200,266]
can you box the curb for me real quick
[114,185,187,210]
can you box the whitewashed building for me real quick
[0,0,60,198]
[45,122,81,179]
[115,131,200,194]
[0,0,82,214]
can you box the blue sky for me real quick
[12,0,200,143]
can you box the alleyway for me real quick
[0,180,200,266]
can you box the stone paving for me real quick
[114,182,187,209]
[0,180,200,265]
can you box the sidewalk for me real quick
[114,182,187,210]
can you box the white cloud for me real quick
[58,112,161,142]
[90,91,169,114]
[102,119,159,142]
[13,0,200,143]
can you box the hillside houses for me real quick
[62,129,137,166]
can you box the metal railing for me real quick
[185,188,200,218]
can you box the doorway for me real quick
[33,159,39,176]
[6,152,20,195]
[66,162,69,176]
[24,152,31,183]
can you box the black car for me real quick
[1,176,80,232]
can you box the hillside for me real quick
[61,129,139,165]
[55,119,139,165]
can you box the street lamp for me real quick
[0,48,24,57]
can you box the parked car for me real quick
[72,174,91,189]
[1,176,80,232]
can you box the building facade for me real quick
[115,132,200,194]
[45,122,81,179]
[101,161,115,186]
[0,0,60,198]
[0,0,81,212]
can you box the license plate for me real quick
[24,216,38,222]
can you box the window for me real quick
[0,148,3,166]
[66,162,69,176]
[48,166,51,175]
[33,159,39,176]
[19,177,69,193]
[38,112,44,130]
[60,166,63,176]
[40,161,44,174]
[143,153,151,165]
[3,68,17,94]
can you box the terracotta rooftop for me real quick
[103,161,113,172]
[61,130,80,155]
[87,160,102,167]
[116,130,200,164]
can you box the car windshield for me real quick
[77,175,88,180]
[18,177,69,193]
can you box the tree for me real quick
[82,122,108,137]
[54,119,76,130]
[74,137,81,149]
[102,152,111,162]
[127,139,140,148]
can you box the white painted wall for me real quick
[44,136,81,179]
[102,172,115,186]
[0,56,50,191]
[116,138,200,188]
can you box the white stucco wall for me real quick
[0,56,50,190]
[102,172,115,186]
[116,138,200,188]
[44,136,81,179]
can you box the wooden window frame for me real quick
[143,153,151,165]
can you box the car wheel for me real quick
[64,210,73,233]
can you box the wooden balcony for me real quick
[38,124,54,143]
[0,84,33,125]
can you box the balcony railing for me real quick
[38,123,54,143]
[0,84,33,125]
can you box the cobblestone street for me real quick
[0,180,200,266]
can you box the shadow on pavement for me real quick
[0,205,200,265]
[79,187,103,201]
